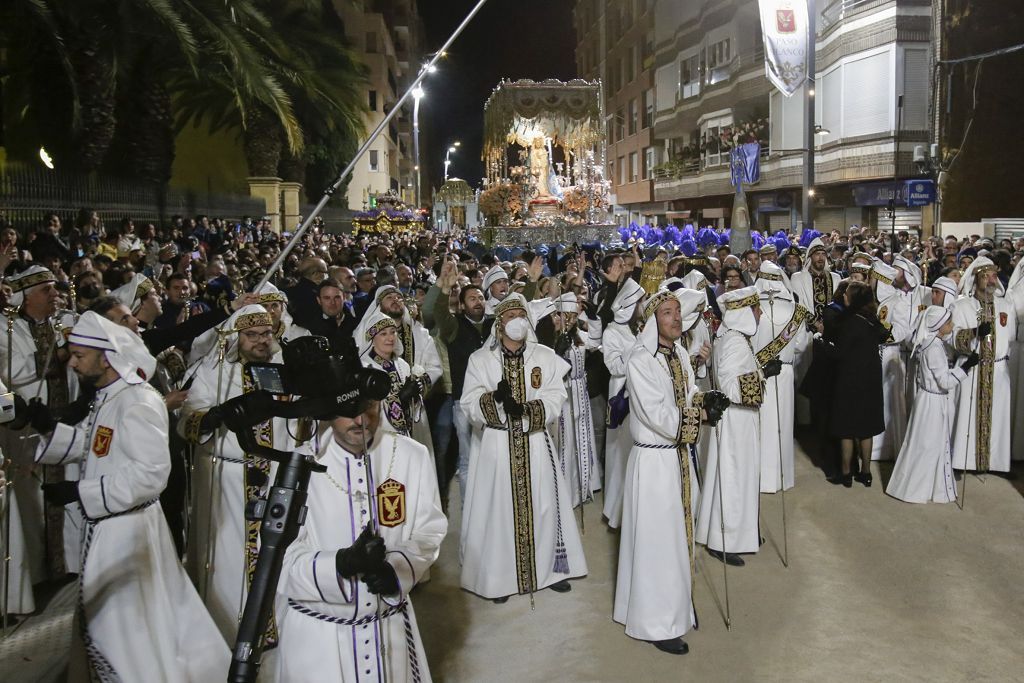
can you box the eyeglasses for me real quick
[240,330,273,341]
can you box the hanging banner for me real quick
[757,0,809,97]
[730,142,762,191]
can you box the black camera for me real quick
[244,335,390,418]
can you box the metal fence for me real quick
[0,163,266,235]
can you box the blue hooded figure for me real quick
[697,227,719,250]
[718,229,731,247]
[772,231,791,253]
[751,231,765,251]
[798,227,822,248]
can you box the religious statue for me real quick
[530,135,552,198]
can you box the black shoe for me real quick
[707,548,745,567]
[549,579,572,593]
[492,596,509,604]
[651,638,689,655]
[854,472,872,487]
[759,535,766,547]
[842,474,853,488]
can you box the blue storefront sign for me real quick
[852,179,936,208]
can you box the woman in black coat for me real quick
[825,281,891,487]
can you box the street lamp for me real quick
[412,86,424,209]
[444,141,460,181]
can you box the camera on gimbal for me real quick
[242,335,391,419]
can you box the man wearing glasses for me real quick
[178,305,299,653]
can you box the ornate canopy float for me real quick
[432,178,480,232]
[479,79,614,246]
[351,191,425,235]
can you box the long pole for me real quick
[413,94,422,210]
[767,292,789,568]
[707,332,731,630]
[254,0,493,290]
[802,4,816,231]
[2,310,13,635]
[891,95,904,251]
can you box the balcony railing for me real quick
[821,0,880,31]
[652,145,771,182]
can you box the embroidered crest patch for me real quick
[878,306,888,323]
[377,478,406,527]
[1000,312,1008,327]
[93,426,113,457]
[531,366,542,389]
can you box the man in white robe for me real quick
[753,262,811,492]
[0,266,79,608]
[179,305,297,645]
[696,287,780,566]
[549,292,602,508]
[613,288,727,655]
[870,260,917,460]
[600,279,644,529]
[950,258,1018,472]
[35,312,228,681]
[460,294,586,601]
[275,401,446,683]
[789,238,840,424]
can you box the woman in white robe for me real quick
[600,279,644,528]
[887,307,970,503]
[614,288,721,655]
[359,311,432,456]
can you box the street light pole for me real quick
[802,5,816,231]
[412,87,424,209]
[444,141,460,181]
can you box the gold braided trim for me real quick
[642,290,676,321]
[954,328,975,355]
[691,391,705,409]
[525,399,545,434]
[257,292,286,304]
[183,410,208,444]
[9,269,55,292]
[136,278,154,300]
[757,271,782,281]
[365,316,397,342]
[975,299,995,471]
[974,264,998,275]
[504,354,536,595]
[738,371,764,407]
[724,292,759,310]
[871,270,894,286]
[494,297,527,318]
[755,305,810,366]
[480,392,503,429]
[678,406,701,445]
[235,311,272,331]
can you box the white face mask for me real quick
[503,316,530,341]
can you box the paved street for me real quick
[4,438,1024,682]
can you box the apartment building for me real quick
[334,0,425,211]
[585,0,936,232]
[575,0,660,225]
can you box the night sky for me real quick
[420,0,577,196]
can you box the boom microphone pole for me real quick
[255,0,493,292]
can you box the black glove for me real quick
[503,396,525,418]
[762,359,783,378]
[976,322,992,338]
[703,390,731,414]
[583,300,599,319]
[704,405,724,426]
[219,391,279,432]
[335,524,387,578]
[363,563,400,596]
[397,377,420,404]
[42,480,79,507]
[27,398,58,434]
[492,379,511,405]
[199,405,225,433]
[553,331,573,356]
[57,388,96,425]
[7,394,32,430]
[961,352,980,371]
